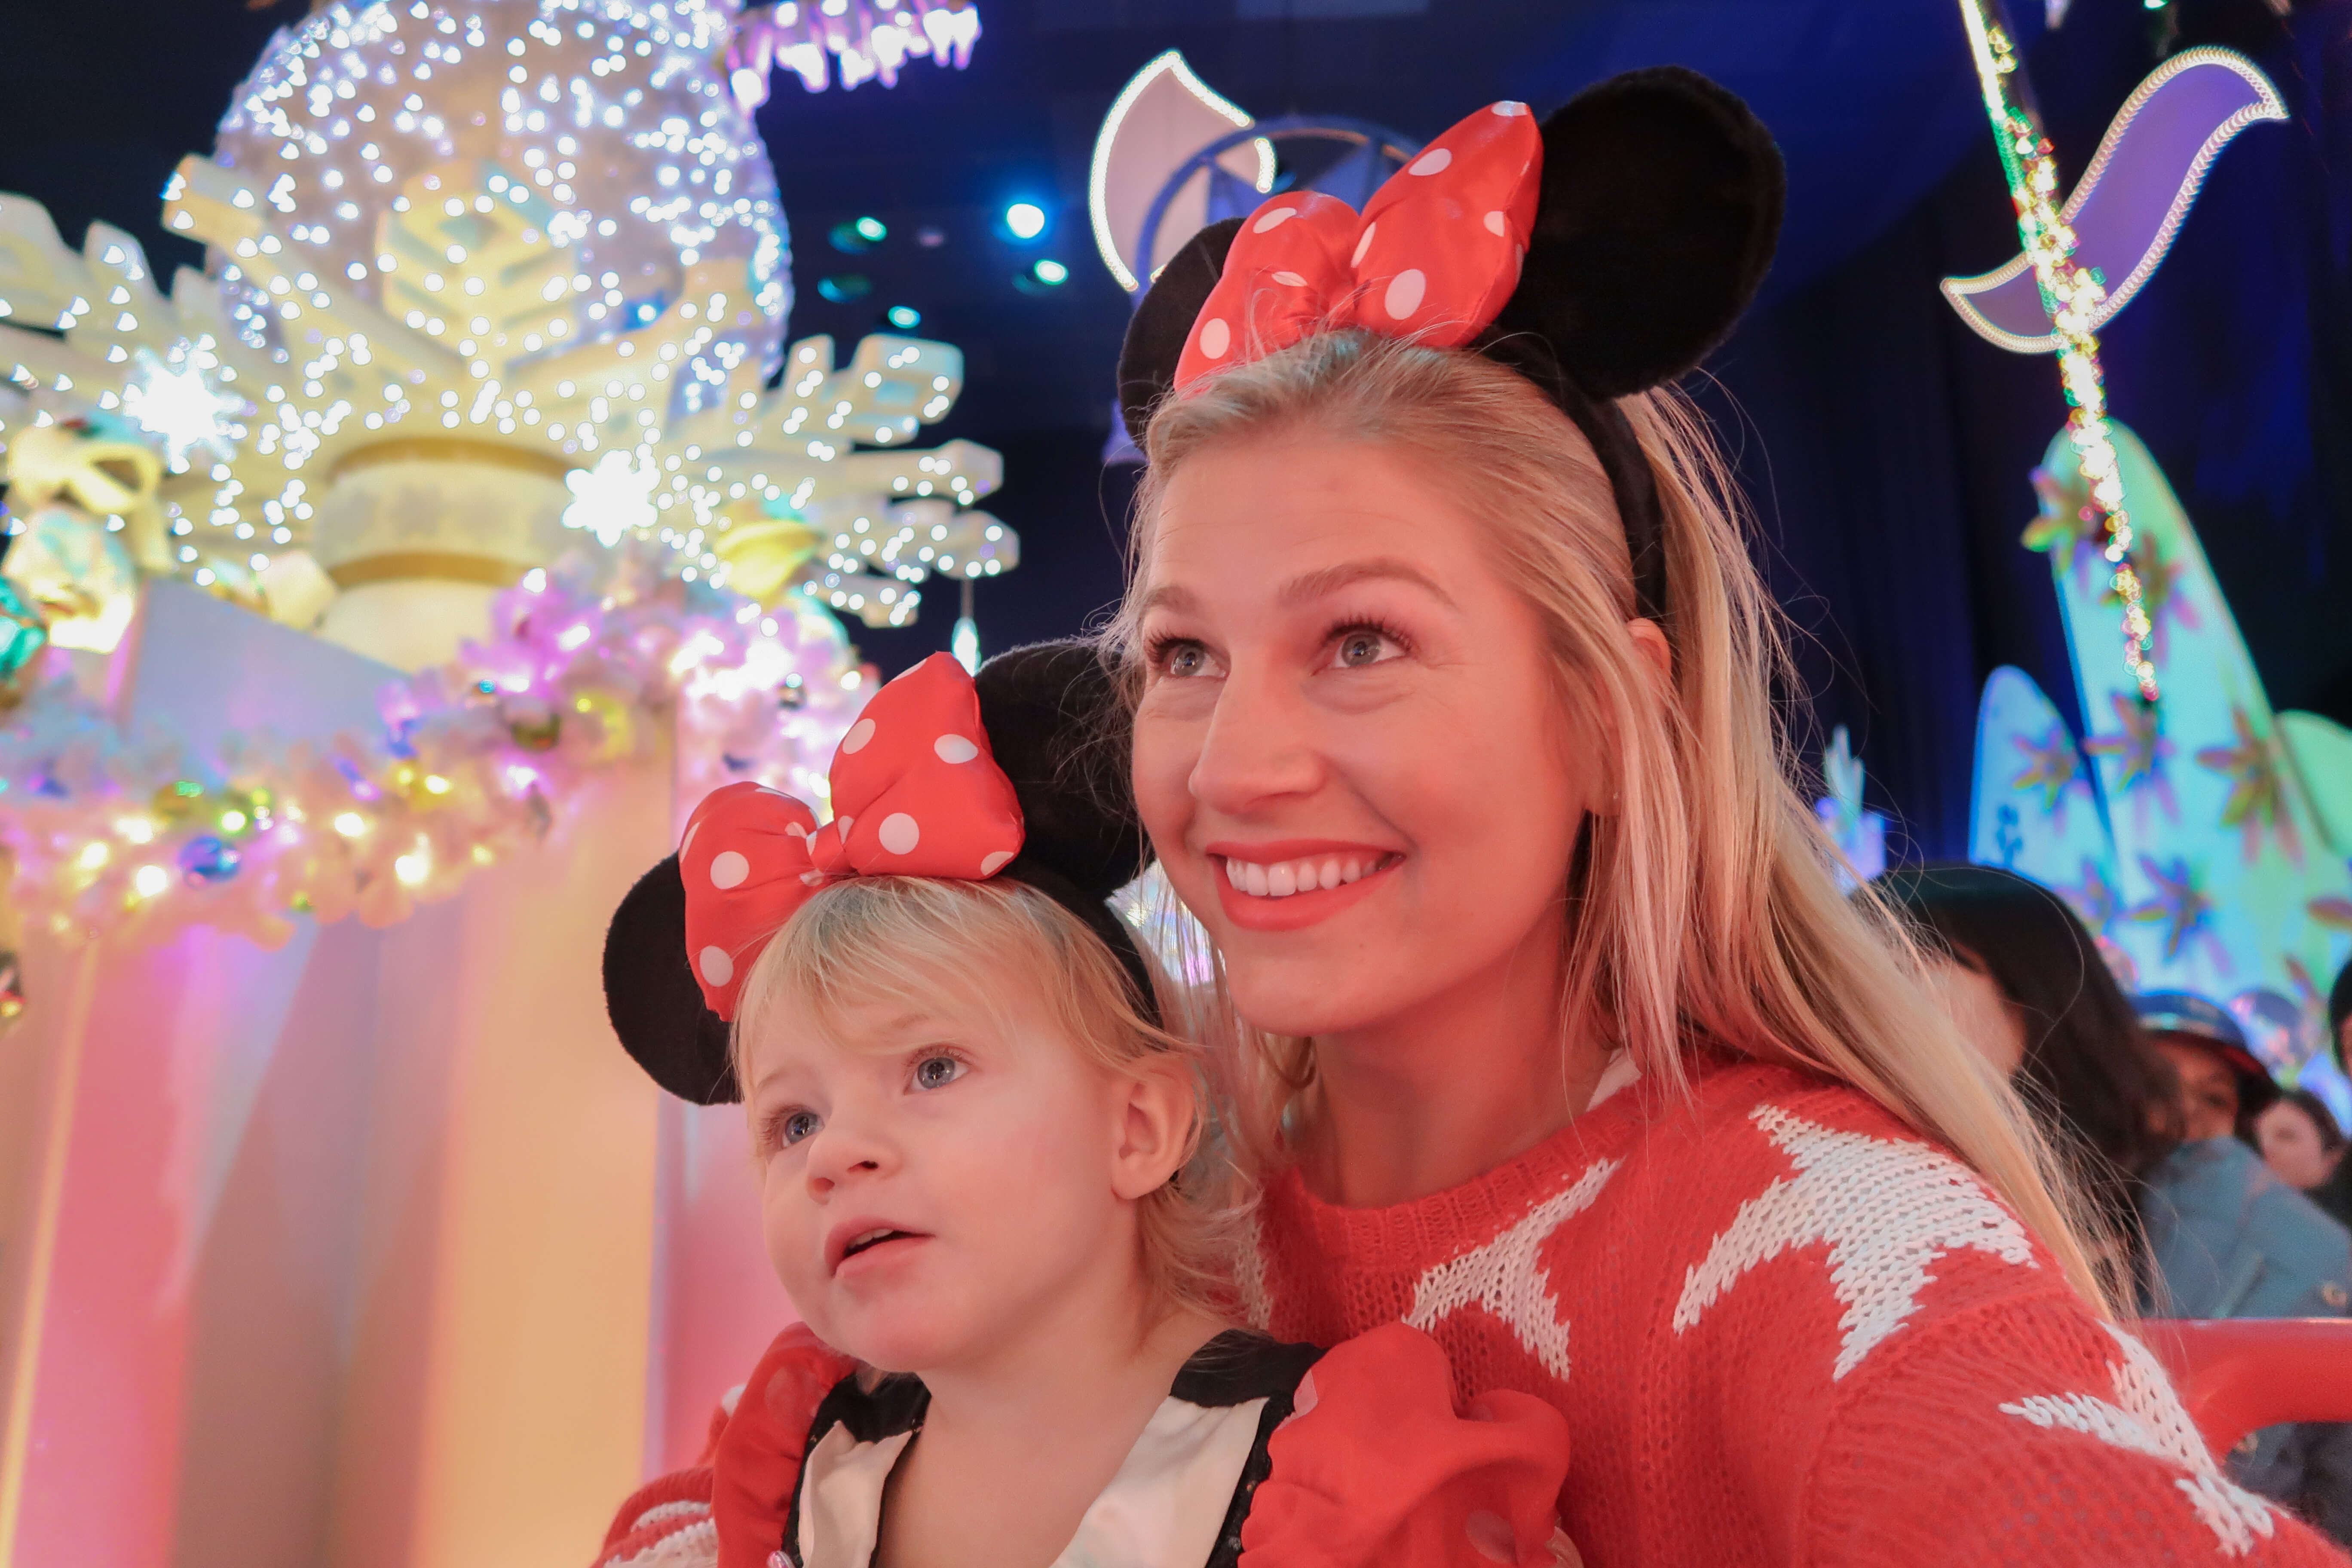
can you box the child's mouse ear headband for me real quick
[1114,66,1784,625]
[602,641,1152,1105]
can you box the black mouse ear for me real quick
[974,639,1147,904]
[1492,66,1784,400]
[603,854,738,1104]
[1115,217,1243,452]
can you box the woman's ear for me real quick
[1583,618,1674,818]
[1627,616,1671,687]
[1109,1058,1200,1201]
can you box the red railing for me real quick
[2141,1319,2352,1455]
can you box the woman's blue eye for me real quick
[1334,629,1396,668]
[781,1110,821,1145]
[912,1054,965,1091]
[1156,640,1207,678]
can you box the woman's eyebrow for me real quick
[1279,558,1459,610]
[1134,582,1200,619]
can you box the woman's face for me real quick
[2255,1100,2341,1191]
[1924,955,2028,1080]
[1128,435,1607,1040]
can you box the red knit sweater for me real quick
[1243,1057,2349,1566]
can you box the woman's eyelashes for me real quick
[1147,618,1412,682]
[1321,619,1412,670]
[1144,632,1219,681]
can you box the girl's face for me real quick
[1130,435,1604,1041]
[2256,1100,2340,1191]
[740,980,1173,1375]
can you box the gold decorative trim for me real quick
[327,438,574,485]
[326,551,531,589]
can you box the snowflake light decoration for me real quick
[0,0,1012,632]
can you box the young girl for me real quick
[594,646,1574,1568]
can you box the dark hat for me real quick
[2135,989,2280,1118]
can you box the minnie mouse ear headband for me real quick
[1115,67,1784,625]
[603,641,1152,1105]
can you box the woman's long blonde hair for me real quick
[1108,329,2118,1317]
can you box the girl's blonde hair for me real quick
[732,875,1236,1317]
[1110,328,2118,1317]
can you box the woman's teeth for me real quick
[1222,853,1389,898]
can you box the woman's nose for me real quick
[1186,660,1324,814]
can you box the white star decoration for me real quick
[2001,1324,2276,1556]
[1672,1105,2039,1379]
[1404,1158,1623,1381]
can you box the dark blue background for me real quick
[3,0,2343,860]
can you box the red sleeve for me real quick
[594,1466,716,1568]
[1800,1297,2352,1565]
[1240,1322,1575,1568]
[591,1325,853,1568]
[711,1323,858,1568]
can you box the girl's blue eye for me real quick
[781,1110,821,1146]
[912,1054,965,1091]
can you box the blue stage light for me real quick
[1004,202,1046,240]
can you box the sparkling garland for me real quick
[0,545,865,952]
[726,1,980,104]
[1957,1,2159,702]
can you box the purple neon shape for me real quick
[1942,48,2288,354]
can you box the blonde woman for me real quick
[1112,70,2347,1565]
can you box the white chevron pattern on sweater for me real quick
[1403,1158,1623,1381]
[1673,1104,2039,1378]
[2000,1324,2276,1556]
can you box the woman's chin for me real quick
[1226,965,1393,1041]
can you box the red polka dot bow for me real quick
[677,652,1024,1020]
[1172,102,1542,392]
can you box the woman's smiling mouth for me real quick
[1207,842,1403,930]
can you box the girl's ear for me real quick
[1109,1058,1200,1201]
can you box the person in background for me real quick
[2259,1089,2352,1231]
[1874,868,2351,1542]
[2139,990,2282,1143]
[2131,990,2352,1544]
[1871,865,2180,1280]
[2334,956,2351,1077]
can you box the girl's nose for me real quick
[803,1117,894,1197]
